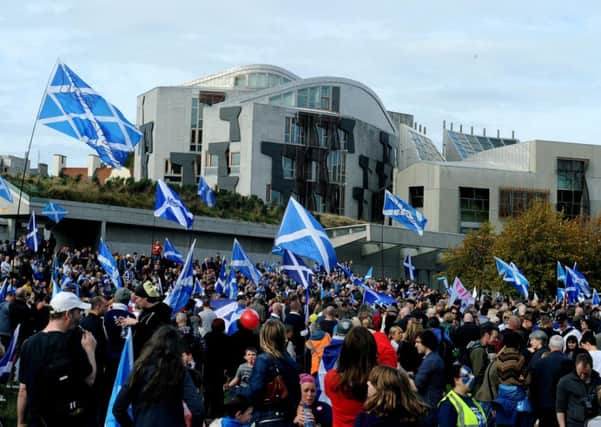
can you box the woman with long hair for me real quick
[398,321,423,374]
[112,325,204,427]
[240,319,300,426]
[324,326,377,427]
[354,365,429,427]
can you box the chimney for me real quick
[443,120,446,129]
[450,122,454,131]
[512,130,515,139]
[470,126,474,135]
[459,124,463,133]
[87,154,100,178]
[53,154,66,176]
[483,128,486,137]
[497,129,500,138]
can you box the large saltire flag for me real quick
[282,250,313,323]
[557,261,567,284]
[38,62,142,168]
[0,177,13,203]
[274,197,337,273]
[26,211,39,252]
[231,239,262,285]
[494,257,529,299]
[197,176,216,208]
[215,260,227,295]
[0,324,20,381]
[42,202,68,223]
[569,264,591,298]
[403,255,416,281]
[382,190,427,236]
[164,240,196,316]
[105,328,134,427]
[154,179,194,229]
[98,239,123,289]
[164,238,184,265]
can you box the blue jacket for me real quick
[415,351,445,408]
[493,384,531,426]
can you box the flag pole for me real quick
[12,60,58,256]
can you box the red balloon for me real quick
[240,309,260,330]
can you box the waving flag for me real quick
[197,176,216,208]
[337,263,364,287]
[282,250,313,323]
[593,289,600,306]
[214,299,243,333]
[0,177,13,203]
[557,261,567,284]
[403,255,416,281]
[164,238,184,264]
[38,62,142,168]
[231,239,262,285]
[215,260,227,295]
[154,180,194,229]
[448,277,474,311]
[364,267,373,280]
[557,287,566,304]
[570,264,591,298]
[26,211,39,252]
[438,276,450,295]
[317,338,344,405]
[42,202,68,223]
[226,269,238,300]
[565,270,579,304]
[0,324,20,381]
[382,190,427,236]
[363,287,396,306]
[164,240,196,316]
[0,279,9,301]
[274,197,337,273]
[51,255,61,297]
[105,327,134,426]
[495,257,529,299]
[98,239,123,289]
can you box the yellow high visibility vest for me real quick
[439,390,487,427]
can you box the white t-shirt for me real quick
[590,350,601,375]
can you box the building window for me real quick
[229,152,240,175]
[557,158,587,219]
[314,193,326,213]
[459,187,489,223]
[499,188,549,218]
[306,161,318,182]
[190,98,203,152]
[234,75,246,87]
[295,86,334,111]
[206,153,219,168]
[327,151,346,184]
[337,129,350,150]
[284,117,305,145]
[316,126,329,147]
[282,156,295,179]
[409,186,424,208]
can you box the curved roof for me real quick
[224,76,397,134]
[182,64,301,87]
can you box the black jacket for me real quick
[556,369,601,427]
[530,350,572,411]
[132,302,171,359]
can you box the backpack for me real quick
[438,335,458,385]
[459,342,482,369]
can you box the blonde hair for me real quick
[260,319,286,359]
[404,322,423,344]
[388,326,402,340]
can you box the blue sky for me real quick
[1,1,600,171]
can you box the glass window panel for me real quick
[230,152,240,166]
[282,92,294,106]
[297,89,308,108]
[308,87,319,108]
[248,73,258,88]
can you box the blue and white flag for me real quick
[317,338,344,405]
[105,327,134,427]
[231,239,262,285]
[98,239,123,289]
[565,271,579,304]
[570,264,591,298]
[437,276,450,295]
[51,255,61,297]
[193,278,204,296]
[227,269,238,300]
[494,257,529,299]
[337,262,364,287]
[0,279,9,301]
[557,287,566,303]
[282,250,313,324]
[197,176,216,208]
[363,287,396,306]
[382,190,427,236]
[213,299,243,333]
[154,179,194,229]
[42,202,68,223]
[164,238,184,265]
[0,324,20,380]
[364,267,373,280]
[403,255,416,281]
[38,62,142,168]
[0,177,13,203]
[164,240,196,316]
[274,197,337,273]
[593,289,600,306]
[557,261,567,284]
[215,260,227,295]
[26,211,39,252]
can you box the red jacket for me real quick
[324,370,364,427]
[371,330,398,368]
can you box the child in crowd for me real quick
[225,347,257,390]
[209,395,253,427]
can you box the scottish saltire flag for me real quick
[227,271,238,300]
[193,278,204,296]
[337,262,364,287]
[495,257,529,299]
[51,255,61,297]
[164,238,184,264]
[382,190,427,236]
[213,299,243,334]
[0,177,13,203]
[274,197,337,273]
[26,211,39,252]
[565,272,579,304]
[0,324,20,380]
[363,287,396,306]
[42,202,68,223]
[364,267,373,280]
[403,255,416,281]
[317,338,344,405]
[215,260,227,294]
[593,289,600,306]
[438,276,450,295]
[165,240,196,316]
[0,279,9,301]
[197,176,216,208]
[282,250,313,324]
[98,239,123,289]
[105,328,134,427]
[557,287,566,303]
[557,261,567,283]
[38,62,142,168]
[154,180,194,229]
[569,264,591,298]
[231,239,262,285]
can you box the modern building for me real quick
[53,154,131,184]
[0,155,48,177]
[134,64,403,221]
[395,137,600,234]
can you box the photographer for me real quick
[556,352,601,427]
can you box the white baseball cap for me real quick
[50,292,91,313]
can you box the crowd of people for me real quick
[4,235,601,426]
